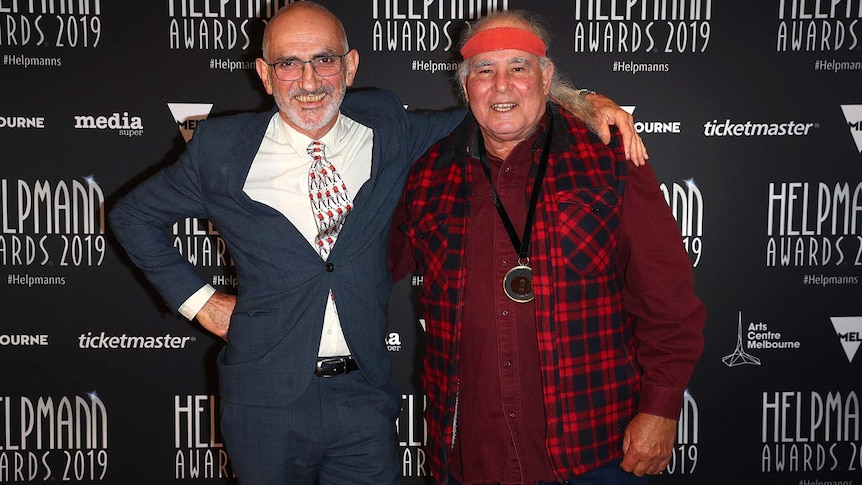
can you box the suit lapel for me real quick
[225,107,276,212]
[343,96,390,211]
[225,107,318,255]
[329,95,395,255]
[223,94,400,261]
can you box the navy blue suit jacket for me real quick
[110,90,463,406]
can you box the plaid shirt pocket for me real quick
[406,212,451,299]
[556,187,621,275]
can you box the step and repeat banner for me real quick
[1,1,860,484]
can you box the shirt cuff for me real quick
[638,383,686,420]
[178,285,216,320]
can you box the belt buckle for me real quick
[316,357,348,377]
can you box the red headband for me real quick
[460,27,547,59]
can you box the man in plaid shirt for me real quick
[391,10,706,485]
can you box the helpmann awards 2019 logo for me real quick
[167,0,291,50]
[371,0,508,53]
[1,177,106,270]
[761,389,861,472]
[765,180,862,271]
[174,395,234,480]
[573,0,713,54]
[776,0,862,52]
[0,1,102,48]
[0,393,108,482]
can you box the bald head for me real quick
[262,2,349,60]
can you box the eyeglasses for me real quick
[264,53,348,81]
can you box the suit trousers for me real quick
[221,370,402,485]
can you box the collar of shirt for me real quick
[275,111,351,154]
[466,110,550,163]
[248,112,371,212]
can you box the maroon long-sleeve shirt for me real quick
[392,106,706,484]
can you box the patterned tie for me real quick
[307,140,352,257]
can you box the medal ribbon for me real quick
[475,112,553,264]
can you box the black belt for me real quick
[315,356,358,377]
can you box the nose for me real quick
[299,61,321,90]
[493,69,511,93]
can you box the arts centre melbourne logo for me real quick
[841,105,862,154]
[723,311,801,367]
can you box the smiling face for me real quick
[255,4,359,139]
[460,18,553,159]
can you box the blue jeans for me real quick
[541,459,649,485]
[449,458,649,485]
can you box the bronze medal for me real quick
[503,265,534,303]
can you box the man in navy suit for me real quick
[109,2,643,484]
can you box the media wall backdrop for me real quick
[1,1,861,484]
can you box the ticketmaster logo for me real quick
[840,105,862,153]
[78,331,195,349]
[703,119,816,136]
[168,103,213,143]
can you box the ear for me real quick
[541,61,554,96]
[344,49,359,87]
[255,58,274,95]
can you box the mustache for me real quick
[291,86,334,97]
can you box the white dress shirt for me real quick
[178,111,374,357]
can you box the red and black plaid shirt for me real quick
[397,104,706,483]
